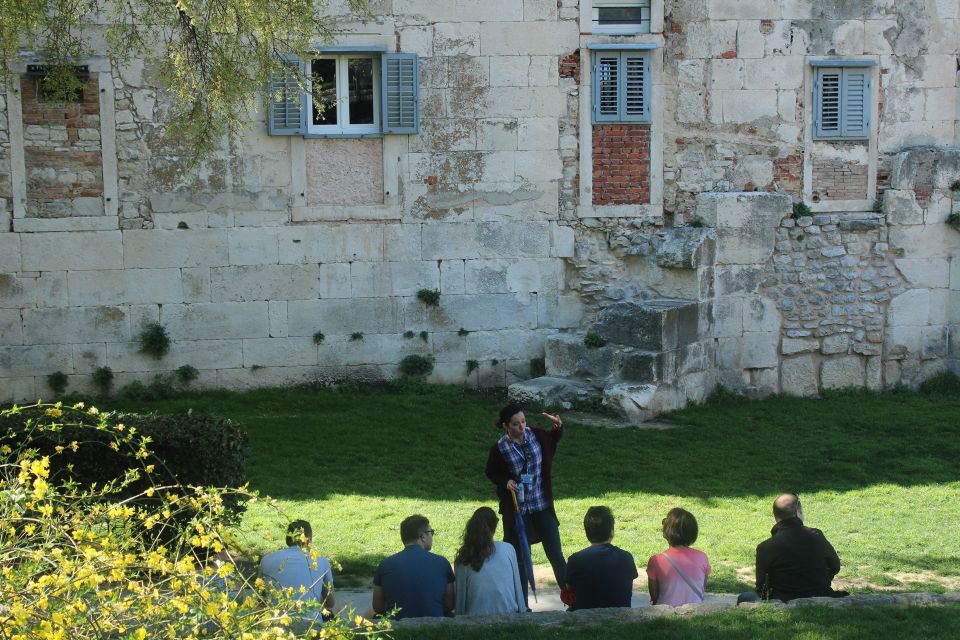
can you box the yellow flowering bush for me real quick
[0,402,392,640]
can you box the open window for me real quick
[268,51,419,136]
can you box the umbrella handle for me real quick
[509,486,519,512]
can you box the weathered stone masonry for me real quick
[0,1,958,418]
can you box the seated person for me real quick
[740,493,844,603]
[373,514,455,619]
[453,506,525,616]
[564,506,637,609]
[259,519,335,615]
[646,507,711,606]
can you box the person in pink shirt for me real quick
[645,508,711,606]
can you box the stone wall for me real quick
[0,1,958,406]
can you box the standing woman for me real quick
[484,403,566,605]
[453,506,525,616]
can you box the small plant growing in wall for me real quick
[416,289,441,306]
[791,202,812,220]
[47,371,69,395]
[947,212,960,233]
[350,332,364,341]
[871,198,883,213]
[92,366,114,396]
[466,359,479,374]
[175,364,199,387]
[950,179,960,192]
[458,328,470,337]
[139,322,171,359]
[313,331,325,345]
[583,332,607,349]
[403,330,415,339]
[419,331,429,342]
[399,354,434,378]
[490,358,499,366]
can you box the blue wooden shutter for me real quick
[267,55,306,135]
[593,52,621,122]
[840,68,869,138]
[622,52,649,122]
[381,53,419,134]
[814,68,841,138]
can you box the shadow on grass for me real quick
[392,604,960,640]
[102,385,960,501]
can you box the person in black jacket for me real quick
[739,493,845,603]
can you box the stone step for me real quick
[507,376,602,409]
[590,299,699,352]
[545,333,666,384]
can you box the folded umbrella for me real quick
[511,487,537,602]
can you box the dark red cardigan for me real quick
[484,426,563,539]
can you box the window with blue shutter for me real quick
[591,50,651,123]
[814,66,871,140]
[267,55,306,135]
[267,51,419,136]
[382,53,419,134]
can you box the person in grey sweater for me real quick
[454,506,526,616]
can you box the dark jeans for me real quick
[505,509,566,607]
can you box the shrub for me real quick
[313,331,325,345]
[0,403,249,525]
[47,370,69,395]
[466,359,479,374]
[175,364,200,386]
[584,332,607,349]
[398,354,435,377]
[791,201,812,219]
[92,366,114,396]
[118,375,178,401]
[139,322,171,359]
[919,370,960,396]
[416,288,441,306]
[350,332,364,341]
[0,402,390,640]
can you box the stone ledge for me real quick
[393,592,960,629]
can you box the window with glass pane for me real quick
[308,54,379,135]
[592,1,651,33]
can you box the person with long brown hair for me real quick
[453,506,525,616]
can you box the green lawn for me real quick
[104,384,960,595]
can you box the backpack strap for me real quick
[661,552,705,601]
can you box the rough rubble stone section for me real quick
[21,74,104,218]
[592,124,650,206]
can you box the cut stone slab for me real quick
[820,356,866,389]
[508,376,601,409]
[544,333,616,379]
[591,299,699,351]
[613,348,664,383]
[603,383,658,424]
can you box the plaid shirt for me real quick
[497,427,546,514]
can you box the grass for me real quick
[99,384,960,595]
[391,604,960,640]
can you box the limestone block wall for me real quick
[662,0,959,219]
[1,1,959,406]
[0,2,587,403]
